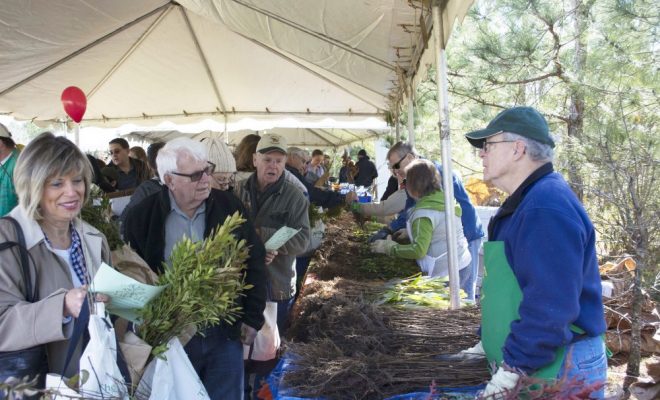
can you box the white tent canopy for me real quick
[0,0,472,131]
[123,127,386,149]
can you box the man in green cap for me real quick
[463,107,607,398]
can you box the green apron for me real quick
[481,241,576,379]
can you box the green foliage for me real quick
[409,0,658,285]
[80,186,123,251]
[378,273,467,309]
[138,212,251,352]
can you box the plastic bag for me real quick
[244,301,280,362]
[79,303,128,399]
[136,338,209,400]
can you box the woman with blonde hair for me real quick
[0,132,110,386]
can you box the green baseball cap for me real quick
[465,106,555,148]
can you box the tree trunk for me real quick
[624,264,643,392]
[566,0,589,201]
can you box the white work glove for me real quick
[480,366,521,399]
[370,239,397,255]
[240,323,258,346]
[437,341,485,361]
[460,341,485,357]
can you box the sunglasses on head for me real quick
[170,162,215,182]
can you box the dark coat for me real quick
[123,186,267,332]
[354,156,378,187]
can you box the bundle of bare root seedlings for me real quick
[283,340,488,399]
[284,278,488,399]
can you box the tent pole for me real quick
[224,114,229,144]
[395,112,400,142]
[433,0,460,310]
[408,78,415,147]
[74,124,80,147]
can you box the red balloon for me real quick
[61,86,87,123]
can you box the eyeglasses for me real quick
[391,153,409,170]
[170,162,215,182]
[482,140,516,153]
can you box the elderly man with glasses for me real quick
[459,107,607,398]
[368,141,485,301]
[123,137,267,400]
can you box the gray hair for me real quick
[502,132,555,162]
[14,132,92,221]
[387,141,419,160]
[157,137,208,180]
[287,147,308,159]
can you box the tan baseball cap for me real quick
[256,133,287,154]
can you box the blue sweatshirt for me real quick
[491,166,606,373]
[390,161,484,242]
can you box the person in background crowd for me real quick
[85,154,115,194]
[235,134,262,182]
[0,132,111,385]
[353,149,378,188]
[455,107,607,398]
[370,142,484,301]
[0,123,20,216]
[123,137,267,400]
[370,159,472,287]
[381,174,399,201]
[100,166,120,189]
[304,149,325,184]
[119,141,166,234]
[129,146,150,176]
[233,133,310,334]
[204,138,237,192]
[338,153,356,184]
[106,138,150,191]
[286,147,345,209]
[286,146,346,291]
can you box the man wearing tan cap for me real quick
[233,133,310,332]
[0,123,19,216]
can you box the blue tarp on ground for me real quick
[267,356,485,400]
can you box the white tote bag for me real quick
[243,301,280,362]
[46,303,127,400]
[79,303,128,399]
[137,337,210,400]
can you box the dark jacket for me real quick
[285,164,344,209]
[354,156,378,187]
[106,158,151,190]
[234,173,310,301]
[123,186,267,332]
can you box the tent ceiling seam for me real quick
[0,2,171,97]
[50,110,384,124]
[180,5,227,113]
[230,0,395,71]
[315,128,344,143]
[236,34,385,111]
[88,4,173,100]
[339,128,363,140]
[304,128,335,146]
